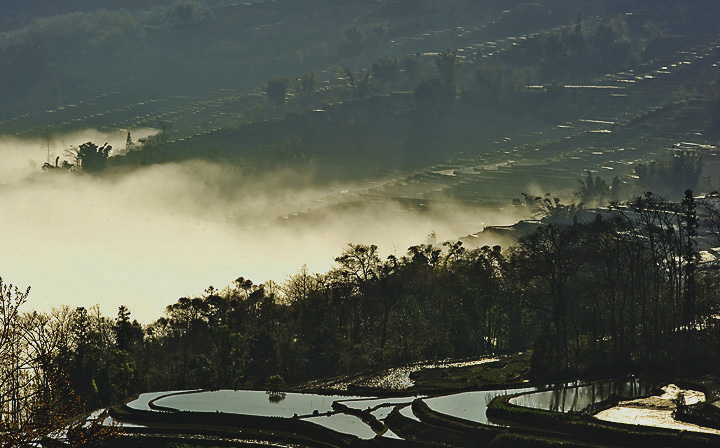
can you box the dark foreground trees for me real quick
[0,280,118,448]
[514,193,719,377]
[266,77,290,108]
[130,190,719,389]
[5,193,720,419]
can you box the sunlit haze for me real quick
[0,130,519,322]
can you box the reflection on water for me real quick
[371,407,394,420]
[338,397,420,423]
[425,387,537,425]
[399,404,420,421]
[153,390,360,417]
[127,390,194,411]
[303,413,378,439]
[510,379,649,413]
[338,396,420,410]
[267,391,287,403]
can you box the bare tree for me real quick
[0,279,118,448]
[0,278,31,445]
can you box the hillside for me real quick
[1,0,720,317]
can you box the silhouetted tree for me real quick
[174,1,201,24]
[371,56,399,90]
[514,193,584,224]
[399,54,423,88]
[414,77,454,114]
[114,305,143,352]
[681,190,699,328]
[76,141,111,173]
[337,66,355,94]
[700,194,720,247]
[296,72,317,98]
[708,78,720,131]
[473,64,528,106]
[635,151,702,197]
[264,374,287,392]
[513,223,586,371]
[577,171,610,205]
[266,77,290,108]
[353,72,371,99]
[125,131,133,150]
[337,24,365,58]
[435,49,460,90]
[335,244,381,284]
[0,280,118,447]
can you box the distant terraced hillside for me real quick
[3,0,720,236]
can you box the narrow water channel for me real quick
[509,378,649,413]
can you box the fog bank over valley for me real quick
[0,135,523,321]
[0,128,157,184]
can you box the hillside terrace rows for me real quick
[0,1,682,148]
[262,32,720,227]
[0,1,582,138]
[223,72,717,229]
[2,2,719,233]
[290,99,710,227]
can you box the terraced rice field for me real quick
[271,31,720,230]
[6,3,717,237]
[114,378,720,446]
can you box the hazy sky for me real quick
[0,129,521,322]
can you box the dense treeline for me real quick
[518,192,713,376]
[0,283,119,447]
[80,192,720,389]
[113,240,528,392]
[4,193,720,433]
